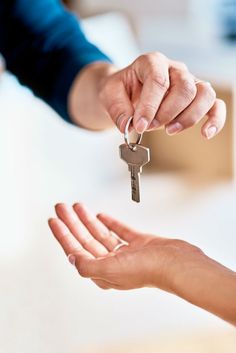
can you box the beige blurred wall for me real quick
[78,0,190,17]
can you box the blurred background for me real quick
[0,0,236,352]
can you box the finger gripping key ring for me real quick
[124,117,143,150]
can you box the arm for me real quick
[172,252,236,326]
[0,0,111,124]
[69,56,227,137]
[0,1,226,135]
[48,203,236,326]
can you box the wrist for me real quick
[147,239,202,293]
[152,239,207,294]
[68,61,118,130]
[168,244,236,324]
[170,246,212,297]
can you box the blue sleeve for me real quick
[0,0,111,123]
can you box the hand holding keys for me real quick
[119,117,150,203]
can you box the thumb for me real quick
[100,80,134,132]
[76,255,114,280]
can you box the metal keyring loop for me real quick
[124,117,143,150]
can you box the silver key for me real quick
[119,143,150,203]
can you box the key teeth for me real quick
[119,142,150,204]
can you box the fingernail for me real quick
[116,114,126,130]
[166,122,183,135]
[136,117,149,133]
[68,254,76,266]
[206,125,217,139]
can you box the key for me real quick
[119,143,150,203]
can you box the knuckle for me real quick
[136,53,152,67]
[138,53,149,63]
[179,79,197,101]
[217,98,225,105]
[172,60,189,71]
[171,239,189,248]
[178,62,188,71]
[85,218,95,229]
[181,116,197,128]
[137,52,170,91]
[216,98,226,108]
[151,73,169,91]
[152,51,167,61]
[82,237,93,247]
[80,237,93,250]
[140,102,158,117]
[202,84,216,102]
[138,52,166,64]
[157,109,172,124]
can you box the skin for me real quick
[0,54,5,75]
[49,203,236,327]
[68,53,226,138]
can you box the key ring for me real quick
[124,116,143,150]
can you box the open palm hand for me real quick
[48,203,199,292]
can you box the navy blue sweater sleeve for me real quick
[0,0,111,122]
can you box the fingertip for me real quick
[96,212,106,220]
[74,201,86,208]
[48,218,55,227]
[48,218,60,235]
[55,203,65,211]
[96,213,110,226]
[202,125,218,140]
[73,203,89,216]
[97,213,113,228]
[73,202,82,209]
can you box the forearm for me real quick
[0,0,111,123]
[68,62,117,130]
[171,250,236,325]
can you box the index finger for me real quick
[73,203,121,251]
[133,53,170,133]
[48,218,92,258]
[97,213,141,242]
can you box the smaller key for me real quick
[119,143,150,203]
